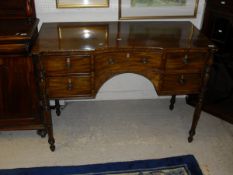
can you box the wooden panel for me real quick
[0,56,40,119]
[41,55,91,76]
[160,73,202,94]
[47,76,92,98]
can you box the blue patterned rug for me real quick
[0,155,203,175]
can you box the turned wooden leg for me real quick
[169,95,176,110]
[35,56,56,151]
[188,66,211,142]
[44,105,56,151]
[55,99,61,116]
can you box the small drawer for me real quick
[47,76,92,98]
[0,43,29,54]
[41,55,91,76]
[95,51,162,71]
[160,73,202,94]
[165,51,208,71]
[95,52,129,70]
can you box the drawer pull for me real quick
[108,58,115,65]
[141,58,148,64]
[126,53,130,58]
[67,79,73,91]
[220,1,226,5]
[66,57,71,69]
[178,75,186,85]
[183,54,189,64]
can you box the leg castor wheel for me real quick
[188,136,193,143]
[48,138,56,152]
[188,130,195,143]
[50,145,56,152]
[37,129,47,138]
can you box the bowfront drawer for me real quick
[95,51,162,71]
[160,73,202,94]
[47,76,92,98]
[41,55,91,76]
[165,51,208,71]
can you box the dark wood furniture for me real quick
[187,0,233,124]
[0,1,48,144]
[32,21,216,151]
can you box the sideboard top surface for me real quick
[32,21,212,54]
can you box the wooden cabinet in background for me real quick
[0,1,49,147]
[0,55,41,129]
[187,0,233,124]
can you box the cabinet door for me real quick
[0,56,41,125]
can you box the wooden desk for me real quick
[32,21,216,151]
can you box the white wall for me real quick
[35,0,206,100]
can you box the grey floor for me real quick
[0,98,232,175]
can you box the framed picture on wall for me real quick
[56,0,109,8]
[119,0,199,19]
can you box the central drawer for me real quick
[46,76,92,98]
[95,51,162,71]
[41,54,91,76]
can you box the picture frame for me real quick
[119,0,199,20]
[56,0,109,8]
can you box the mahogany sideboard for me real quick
[0,1,49,141]
[32,21,216,151]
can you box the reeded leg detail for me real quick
[169,95,176,110]
[35,56,56,152]
[188,65,211,142]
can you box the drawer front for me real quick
[47,76,92,98]
[41,55,91,76]
[160,73,202,94]
[95,51,162,71]
[0,43,29,54]
[165,51,208,71]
